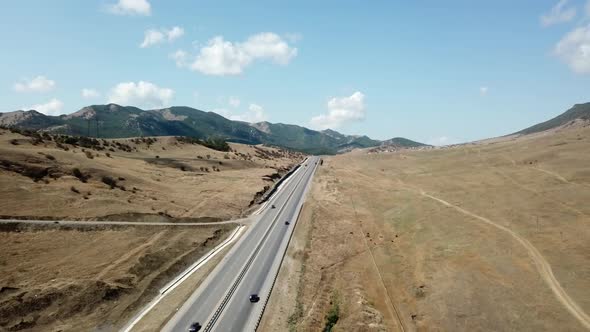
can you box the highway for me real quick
[162,156,319,332]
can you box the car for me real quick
[188,322,201,332]
[271,204,276,209]
[249,294,260,303]
[285,221,290,225]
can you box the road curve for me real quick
[162,156,320,332]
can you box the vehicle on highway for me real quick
[285,221,290,225]
[188,322,201,332]
[249,294,260,303]
[271,204,276,209]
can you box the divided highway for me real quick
[162,156,320,332]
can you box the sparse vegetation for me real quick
[323,293,340,332]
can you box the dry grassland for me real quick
[263,126,590,332]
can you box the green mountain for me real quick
[381,137,429,148]
[0,104,422,154]
[514,102,590,135]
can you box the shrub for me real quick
[323,296,340,332]
[84,151,94,159]
[70,186,80,194]
[101,176,117,189]
[45,154,56,161]
[72,168,90,183]
[118,177,125,181]
[105,152,111,158]
[10,139,18,145]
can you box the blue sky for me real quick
[1,0,589,145]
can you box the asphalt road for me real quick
[162,156,319,332]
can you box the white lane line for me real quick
[121,225,246,332]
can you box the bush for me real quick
[323,297,340,332]
[45,154,56,161]
[72,168,90,183]
[70,186,80,194]
[105,152,111,158]
[101,176,117,189]
[84,151,94,159]
[10,139,19,145]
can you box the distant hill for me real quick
[381,137,429,148]
[0,104,423,154]
[515,102,590,135]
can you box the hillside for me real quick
[381,136,429,148]
[515,102,590,135]
[0,104,421,154]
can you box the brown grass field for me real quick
[262,126,590,331]
[0,128,303,221]
[0,128,303,331]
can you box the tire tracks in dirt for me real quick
[409,187,590,330]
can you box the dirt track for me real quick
[263,126,590,331]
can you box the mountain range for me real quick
[2,102,587,154]
[0,104,426,154]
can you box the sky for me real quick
[1,0,590,145]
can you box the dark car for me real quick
[271,204,276,209]
[249,294,260,303]
[188,322,201,332]
[285,221,290,225]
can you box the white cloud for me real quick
[310,91,366,130]
[541,0,576,27]
[108,81,174,108]
[586,0,590,17]
[554,24,590,74]
[480,86,489,96]
[23,98,64,116]
[82,88,100,99]
[170,49,188,67]
[214,103,268,123]
[228,96,241,108]
[175,32,297,75]
[14,75,56,93]
[427,136,461,146]
[108,0,151,16]
[141,26,184,48]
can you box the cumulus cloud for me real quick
[108,0,151,16]
[310,91,366,130]
[214,103,268,123]
[174,32,297,75]
[554,24,590,74]
[228,96,241,108]
[82,88,100,99]
[140,26,184,48]
[541,0,576,26]
[108,81,174,108]
[14,75,55,93]
[23,98,64,116]
[480,86,489,96]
